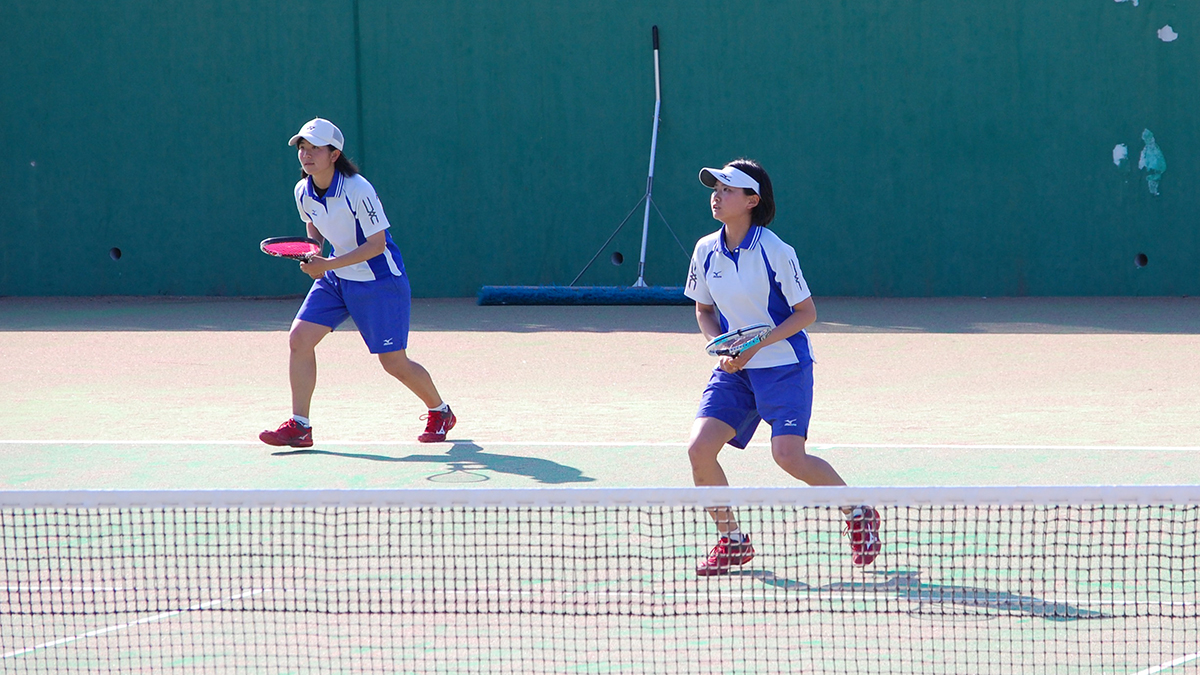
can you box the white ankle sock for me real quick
[431,403,450,413]
[292,415,311,427]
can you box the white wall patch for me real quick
[1138,129,1166,195]
[1113,144,1128,166]
[1158,26,1179,42]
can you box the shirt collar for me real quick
[720,224,762,257]
[305,169,343,203]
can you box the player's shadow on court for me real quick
[752,569,1103,621]
[273,441,596,485]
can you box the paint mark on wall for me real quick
[1113,144,1128,167]
[1114,0,1139,6]
[1157,26,1179,42]
[1138,129,1166,195]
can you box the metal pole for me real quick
[633,26,661,288]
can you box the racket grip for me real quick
[652,25,659,50]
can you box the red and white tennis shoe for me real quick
[259,419,314,448]
[695,535,756,577]
[844,505,881,566]
[418,407,456,443]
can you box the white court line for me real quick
[0,588,266,659]
[1131,652,1200,675]
[1,440,1198,451]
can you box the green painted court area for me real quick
[2,297,1199,674]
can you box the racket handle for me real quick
[652,25,659,50]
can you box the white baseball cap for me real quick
[699,166,760,195]
[289,118,345,151]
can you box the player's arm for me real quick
[304,222,326,250]
[300,230,387,278]
[697,301,749,374]
[757,298,815,348]
[695,302,725,342]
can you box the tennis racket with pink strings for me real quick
[260,237,322,262]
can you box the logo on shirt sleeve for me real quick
[363,197,379,224]
[688,265,698,289]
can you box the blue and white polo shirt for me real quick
[685,225,814,368]
[294,170,405,282]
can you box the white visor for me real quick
[699,166,760,195]
[289,118,345,151]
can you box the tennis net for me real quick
[2,486,1197,674]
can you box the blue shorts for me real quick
[296,272,411,354]
[696,362,814,448]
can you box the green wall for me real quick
[3,1,1196,297]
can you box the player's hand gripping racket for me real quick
[260,236,322,262]
[705,323,773,358]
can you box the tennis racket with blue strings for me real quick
[705,323,773,358]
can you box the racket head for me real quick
[260,236,321,262]
[705,323,772,357]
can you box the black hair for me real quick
[726,158,775,226]
[298,146,361,179]
[334,152,360,177]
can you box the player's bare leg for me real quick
[687,417,740,531]
[288,319,331,418]
[379,350,455,442]
[688,417,756,575]
[770,435,846,487]
[260,319,329,447]
[772,434,880,565]
[377,350,442,409]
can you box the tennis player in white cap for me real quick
[259,118,457,447]
[683,158,880,575]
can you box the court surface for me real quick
[3,296,1199,675]
[2,295,1198,490]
